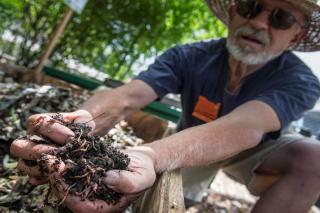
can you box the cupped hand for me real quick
[10,110,94,185]
[44,147,156,213]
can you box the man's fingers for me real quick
[103,169,155,194]
[10,139,56,160]
[61,193,141,213]
[45,156,71,200]
[51,180,120,213]
[17,159,42,176]
[53,184,143,213]
[115,192,145,211]
[63,196,118,213]
[29,177,48,185]
[26,114,74,145]
[45,156,65,175]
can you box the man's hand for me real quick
[10,110,94,185]
[10,109,157,212]
[44,148,156,213]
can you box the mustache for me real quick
[234,25,271,46]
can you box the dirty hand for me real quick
[10,110,94,185]
[44,148,156,213]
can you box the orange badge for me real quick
[192,96,221,122]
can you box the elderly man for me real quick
[10,0,320,212]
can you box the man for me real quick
[10,0,320,212]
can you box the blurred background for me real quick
[0,0,227,81]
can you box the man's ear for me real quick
[289,29,307,47]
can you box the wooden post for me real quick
[132,170,185,213]
[127,114,185,212]
[35,7,73,84]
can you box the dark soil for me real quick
[36,113,130,206]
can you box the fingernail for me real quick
[65,135,75,143]
[63,127,75,136]
[105,171,119,186]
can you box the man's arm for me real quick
[80,79,158,135]
[10,79,157,185]
[143,100,281,172]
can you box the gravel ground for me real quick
[186,171,320,213]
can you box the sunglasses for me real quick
[235,0,307,30]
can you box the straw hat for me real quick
[205,0,320,52]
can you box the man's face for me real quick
[227,0,307,65]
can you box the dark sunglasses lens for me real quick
[236,0,263,19]
[269,9,296,29]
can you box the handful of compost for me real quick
[33,113,130,205]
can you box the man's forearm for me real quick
[80,80,157,135]
[146,114,263,173]
[141,100,281,173]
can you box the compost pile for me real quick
[0,82,90,144]
[0,82,142,147]
[0,80,143,213]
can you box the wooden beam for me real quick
[131,125,185,212]
[132,170,185,213]
[34,7,73,84]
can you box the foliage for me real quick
[0,0,22,33]
[0,0,65,67]
[0,0,22,50]
[0,0,227,80]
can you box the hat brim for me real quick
[205,0,320,52]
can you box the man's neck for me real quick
[227,56,265,93]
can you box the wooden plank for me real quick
[130,113,184,212]
[123,111,184,212]
[132,169,185,213]
[34,8,73,83]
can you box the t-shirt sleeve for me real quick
[134,45,185,98]
[255,66,320,129]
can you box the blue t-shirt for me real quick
[136,38,320,140]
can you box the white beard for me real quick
[226,24,284,65]
[226,37,281,65]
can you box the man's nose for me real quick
[249,10,269,30]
